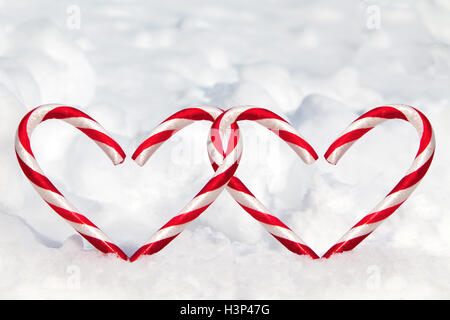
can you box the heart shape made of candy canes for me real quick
[132,106,320,259]
[15,104,244,261]
[15,104,316,261]
[131,107,319,261]
[132,104,435,259]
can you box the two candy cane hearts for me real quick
[15,104,435,262]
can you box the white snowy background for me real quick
[0,0,449,299]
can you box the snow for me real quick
[1,0,449,299]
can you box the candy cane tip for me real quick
[131,150,149,166]
[323,149,339,165]
[113,157,125,166]
[308,154,319,164]
[129,249,147,262]
[299,150,318,165]
[111,153,126,166]
[114,251,129,261]
[293,147,318,165]
[133,157,146,167]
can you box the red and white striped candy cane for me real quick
[132,106,319,260]
[15,104,128,260]
[129,108,243,262]
[208,106,319,258]
[322,105,435,258]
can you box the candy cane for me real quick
[15,104,128,260]
[132,106,319,260]
[322,105,435,258]
[129,109,243,262]
[208,106,319,258]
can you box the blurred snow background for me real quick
[0,0,449,299]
